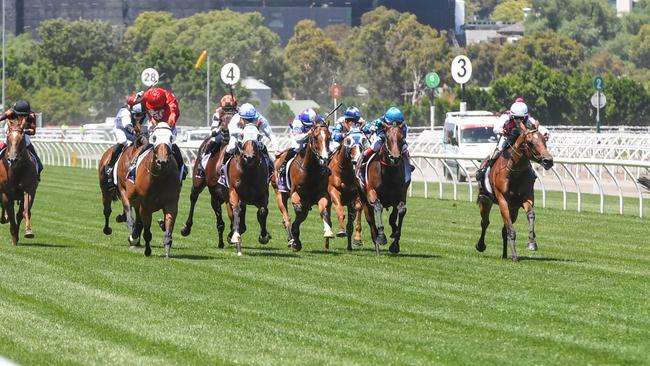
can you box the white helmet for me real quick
[510,102,528,118]
[239,103,259,121]
[131,103,143,115]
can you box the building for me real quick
[464,21,524,45]
[5,1,461,45]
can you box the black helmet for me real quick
[12,100,32,116]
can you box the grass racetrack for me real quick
[0,166,649,365]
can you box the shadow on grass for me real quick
[18,242,69,248]
[517,256,578,263]
[171,254,215,260]
[244,251,300,258]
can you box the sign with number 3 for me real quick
[451,55,472,85]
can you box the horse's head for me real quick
[342,129,369,167]
[238,124,262,167]
[5,121,27,167]
[382,121,405,166]
[517,121,554,170]
[149,122,174,170]
[309,122,331,167]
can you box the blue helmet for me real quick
[344,106,361,121]
[239,103,259,121]
[299,108,316,126]
[384,107,404,124]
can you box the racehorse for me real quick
[327,130,368,250]
[125,123,181,257]
[98,126,147,236]
[225,123,272,255]
[360,122,410,255]
[0,122,39,245]
[272,122,332,251]
[475,121,554,261]
[180,110,236,248]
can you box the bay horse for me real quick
[361,122,410,255]
[226,123,272,255]
[180,110,236,248]
[271,122,332,251]
[98,126,147,236]
[0,122,39,245]
[126,123,181,257]
[327,129,368,250]
[475,121,554,261]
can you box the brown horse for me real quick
[0,122,39,245]
[272,122,332,251]
[180,110,236,248]
[361,122,410,255]
[125,123,181,257]
[475,122,554,261]
[327,130,368,250]
[226,124,272,255]
[98,128,147,236]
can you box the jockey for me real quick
[194,95,239,178]
[104,95,149,187]
[476,99,537,183]
[330,106,364,151]
[132,87,187,179]
[222,102,277,170]
[0,100,43,179]
[358,107,412,174]
[277,108,317,179]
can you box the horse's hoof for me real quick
[129,244,141,250]
[115,214,126,223]
[353,239,363,246]
[512,256,519,262]
[158,219,165,232]
[292,241,302,252]
[24,231,34,239]
[237,251,242,257]
[389,242,400,254]
[231,232,241,244]
[144,246,152,257]
[323,229,334,239]
[103,227,112,235]
[259,233,271,244]
[336,230,346,238]
[0,217,7,225]
[180,226,191,237]
[528,242,538,251]
[376,233,387,246]
[476,242,486,252]
[218,241,225,249]
[129,235,140,246]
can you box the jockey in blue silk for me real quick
[277,108,318,180]
[222,103,277,170]
[359,107,413,179]
[330,106,364,151]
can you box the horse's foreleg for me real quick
[345,205,356,251]
[3,195,18,246]
[290,193,307,252]
[229,190,243,256]
[162,204,177,259]
[209,189,225,248]
[22,192,35,238]
[257,198,271,245]
[101,188,113,235]
[276,191,293,246]
[362,200,380,256]
[353,199,363,246]
[388,208,398,238]
[141,207,153,257]
[329,189,346,237]
[389,201,407,254]
[129,203,143,247]
[476,196,492,252]
[319,195,334,240]
[181,184,203,237]
[523,200,537,251]
[497,198,517,261]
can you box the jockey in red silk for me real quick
[0,100,43,179]
[132,87,186,180]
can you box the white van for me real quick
[443,110,499,181]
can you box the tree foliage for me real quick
[491,0,531,22]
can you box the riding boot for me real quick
[26,144,43,181]
[279,148,297,178]
[476,149,501,184]
[104,144,125,187]
[261,144,274,175]
[172,144,187,180]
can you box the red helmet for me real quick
[144,88,166,110]
[126,94,139,107]
[515,97,525,103]
[220,95,237,109]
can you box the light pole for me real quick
[206,53,210,126]
[2,0,6,110]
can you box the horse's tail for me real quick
[638,176,650,191]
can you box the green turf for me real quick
[0,166,648,365]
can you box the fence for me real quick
[31,140,650,217]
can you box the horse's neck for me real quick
[506,140,530,171]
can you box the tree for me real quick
[602,77,650,125]
[283,20,343,104]
[123,11,175,54]
[629,24,650,69]
[466,42,501,86]
[31,87,90,125]
[266,102,294,125]
[491,0,532,22]
[38,19,122,77]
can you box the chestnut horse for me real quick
[361,122,410,255]
[475,121,554,261]
[98,128,147,236]
[0,123,39,245]
[272,122,332,251]
[180,110,236,248]
[226,124,272,255]
[126,123,181,257]
[327,129,368,250]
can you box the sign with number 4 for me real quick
[221,63,241,85]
